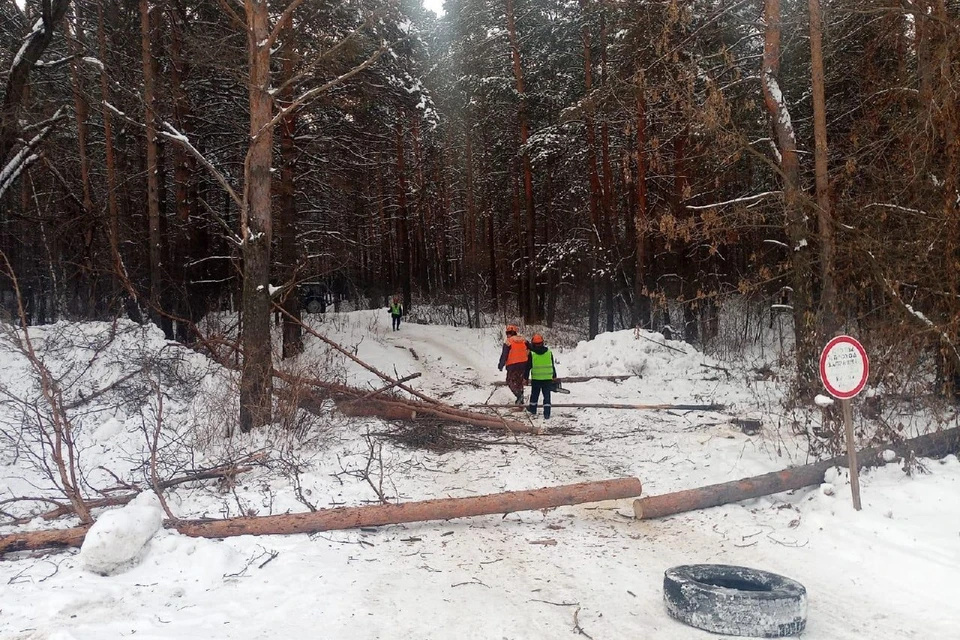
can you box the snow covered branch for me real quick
[159,120,243,210]
[266,0,306,49]
[684,191,782,210]
[0,0,72,168]
[255,40,394,143]
[0,107,65,200]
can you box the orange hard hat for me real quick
[531,333,544,344]
[505,324,519,333]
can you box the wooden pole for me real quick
[0,477,642,555]
[471,402,723,411]
[634,426,960,520]
[841,398,862,510]
[492,375,636,386]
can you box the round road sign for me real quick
[819,335,869,399]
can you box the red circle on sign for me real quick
[819,335,869,399]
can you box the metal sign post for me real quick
[819,335,870,511]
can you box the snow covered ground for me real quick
[1,311,959,639]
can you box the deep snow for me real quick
[1,311,958,639]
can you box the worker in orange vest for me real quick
[497,324,529,404]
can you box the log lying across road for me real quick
[493,375,636,386]
[274,370,538,434]
[0,477,643,555]
[634,426,960,520]
[472,402,724,411]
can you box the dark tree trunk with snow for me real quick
[762,0,816,390]
[809,0,837,340]
[278,33,302,359]
[141,0,169,338]
[239,0,274,433]
[505,0,537,325]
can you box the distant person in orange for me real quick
[497,324,529,405]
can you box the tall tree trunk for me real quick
[239,0,274,433]
[98,0,138,319]
[632,83,651,329]
[141,0,167,336]
[599,8,615,332]
[70,5,97,316]
[505,0,537,324]
[465,122,481,328]
[763,0,816,388]
[170,0,195,340]
[395,119,413,311]
[809,0,836,339]
[579,0,602,338]
[278,32,302,359]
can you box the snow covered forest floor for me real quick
[1,310,959,639]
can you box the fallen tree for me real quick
[492,375,636,386]
[634,426,960,520]
[0,477,642,555]
[471,402,724,411]
[275,370,538,434]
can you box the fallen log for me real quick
[492,375,636,386]
[634,426,960,520]
[471,402,724,411]
[0,477,642,555]
[273,304,440,405]
[338,395,540,434]
[274,369,537,434]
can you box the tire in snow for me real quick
[663,564,807,637]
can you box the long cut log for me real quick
[0,477,642,555]
[492,375,636,386]
[634,426,960,520]
[274,370,538,433]
[472,402,724,411]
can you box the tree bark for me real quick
[599,8,615,333]
[396,119,413,311]
[632,84,651,329]
[239,0,275,432]
[1,478,642,554]
[465,122,481,328]
[505,0,538,324]
[278,30,302,358]
[141,0,165,334]
[69,6,98,316]
[762,0,816,389]
[809,0,837,339]
[97,0,133,314]
[580,0,602,339]
[634,426,960,519]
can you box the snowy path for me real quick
[2,313,959,639]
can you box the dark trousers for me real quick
[527,380,552,418]
[392,314,401,330]
[505,364,526,401]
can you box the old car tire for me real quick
[663,564,807,638]
[305,299,322,314]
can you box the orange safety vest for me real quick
[505,336,528,366]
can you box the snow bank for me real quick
[561,328,701,378]
[80,492,164,576]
